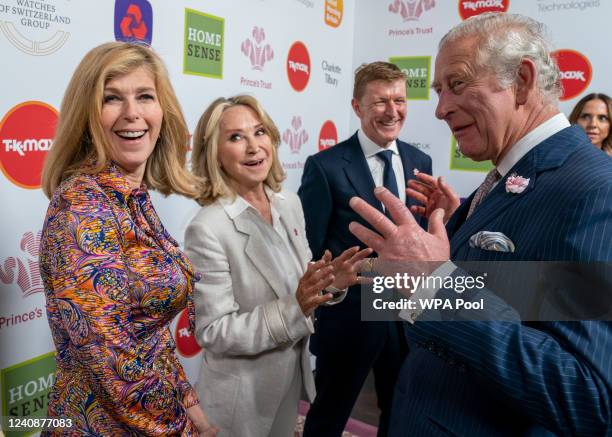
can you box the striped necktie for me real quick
[466,168,501,218]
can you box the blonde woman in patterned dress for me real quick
[39,42,217,436]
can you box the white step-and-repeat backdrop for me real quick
[1,1,609,433]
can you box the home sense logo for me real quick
[318,120,338,151]
[286,41,310,92]
[0,231,43,298]
[0,0,72,56]
[175,309,201,358]
[114,0,153,45]
[449,136,493,172]
[241,26,274,71]
[0,101,57,189]
[1,352,56,437]
[184,8,224,79]
[552,49,592,101]
[324,0,343,28]
[389,56,431,100]
[458,0,509,20]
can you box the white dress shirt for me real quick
[225,187,304,297]
[399,113,570,323]
[358,129,407,204]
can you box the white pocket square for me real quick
[469,231,515,253]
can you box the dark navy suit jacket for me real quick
[390,125,612,436]
[298,132,431,349]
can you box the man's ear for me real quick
[515,58,537,105]
[351,98,362,119]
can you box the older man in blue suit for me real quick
[299,62,432,436]
[349,13,612,436]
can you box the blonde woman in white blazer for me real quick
[184,95,371,437]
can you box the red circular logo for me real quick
[458,0,509,20]
[0,101,58,189]
[552,49,592,102]
[174,309,202,358]
[286,41,311,92]
[318,120,338,151]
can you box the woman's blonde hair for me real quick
[41,41,200,198]
[191,95,285,205]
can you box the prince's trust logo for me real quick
[388,0,436,21]
[283,116,309,154]
[0,231,43,298]
[241,26,274,71]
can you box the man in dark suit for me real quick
[298,62,432,437]
[349,13,612,436]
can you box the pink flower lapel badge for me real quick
[505,173,530,194]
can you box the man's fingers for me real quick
[410,205,427,217]
[407,179,433,196]
[428,208,448,239]
[438,176,457,200]
[348,222,386,253]
[406,187,429,205]
[349,196,397,237]
[415,171,438,186]
[373,187,417,227]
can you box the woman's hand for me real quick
[329,247,373,290]
[406,172,460,224]
[186,404,219,437]
[296,255,335,316]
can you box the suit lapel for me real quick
[450,152,537,256]
[274,194,308,274]
[449,125,583,256]
[397,141,417,208]
[343,133,384,213]
[231,211,287,299]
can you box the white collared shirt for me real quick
[358,129,407,204]
[495,112,570,182]
[221,187,304,295]
[399,113,570,324]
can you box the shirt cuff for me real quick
[399,260,457,324]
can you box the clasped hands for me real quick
[296,246,372,316]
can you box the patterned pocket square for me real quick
[469,231,515,253]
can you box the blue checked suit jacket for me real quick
[390,125,612,436]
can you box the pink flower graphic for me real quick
[388,0,435,21]
[241,26,274,71]
[0,231,43,297]
[283,116,309,154]
[505,174,530,194]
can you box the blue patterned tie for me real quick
[377,150,399,198]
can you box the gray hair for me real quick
[440,12,561,104]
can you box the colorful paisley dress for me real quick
[39,163,200,436]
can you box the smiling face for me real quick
[432,38,520,163]
[217,105,273,193]
[576,98,610,149]
[352,78,407,148]
[101,66,162,187]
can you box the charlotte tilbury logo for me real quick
[0,231,43,298]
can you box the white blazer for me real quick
[184,189,317,436]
